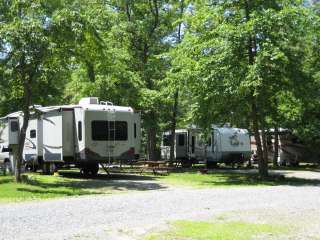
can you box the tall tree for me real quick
[171,0,312,177]
[110,1,176,160]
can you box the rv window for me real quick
[191,136,195,153]
[30,130,36,139]
[10,121,18,132]
[178,134,185,146]
[162,135,171,146]
[134,123,137,138]
[91,121,128,141]
[78,121,82,141]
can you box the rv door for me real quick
[8,118,19,145]
[175,133,187,159]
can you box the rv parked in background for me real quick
[0,97,141,175]
[206,126,251,168]
[161,127,205,167]
[250,129,320,166]
[161,125,251,168]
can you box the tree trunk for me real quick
[15,79,31,182]
[169,1,184,164]
[245,0,267,178]
[273,126,279,167]
[147,125,157,161]
[261,126,269,169]
[169,89,179,163]
[251,101,268,178]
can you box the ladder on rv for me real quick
[100,101,116,173]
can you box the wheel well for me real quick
[4,158,9,163]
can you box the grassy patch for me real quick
[144,220,287,240]
[0,171,166,203]
[157,172,320,188]
[0,174,104,202]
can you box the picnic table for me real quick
[137,160,175,175]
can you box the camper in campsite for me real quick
[0,97,141,175]
[250,129,320,167]
[206,126,251,168]
[161,125,251,168]
[161,126,206,167]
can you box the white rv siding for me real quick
[84,110,134,160]
[24,118,39,161]
[207,127,251,163]
[62,110,74,157]
[133,113,141,156]
[74,107,85,157]
[42,111,63,162]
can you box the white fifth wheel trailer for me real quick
[206,126,251,168]
[0,97,141,175]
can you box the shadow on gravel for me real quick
[201,173,320,187]
[24,172,167,193]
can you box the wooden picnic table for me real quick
[137,160,173,175]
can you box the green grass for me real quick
[0,171,167,203]
[144,220,288,240]
[1,168,319,203]
[157,171,320,188]
[0,174,105,202]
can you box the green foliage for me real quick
[1,0,320,160]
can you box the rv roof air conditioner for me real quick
[79,97,99,105]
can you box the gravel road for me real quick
[0,173,320,240]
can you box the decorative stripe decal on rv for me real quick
[43,145,63,149]
[77,147,135,161]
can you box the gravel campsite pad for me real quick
[0,170,320,240]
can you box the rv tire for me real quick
[81,164,99,177]
[42,163,55,175]
[89,164,99,176]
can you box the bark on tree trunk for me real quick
[147,125,157,161]
[245,0,268,178]
[169,89,179,163]
[252,101,268,178]
[261,126,269,169]
[273,126,279,167]
[15,79,31,182]
[169,0,184,164]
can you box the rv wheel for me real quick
[89,164,99,176]
[80,168,90,177]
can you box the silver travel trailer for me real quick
[0,97,141,175]
[206,126,251,167]
[161,127,206,166]
[161,125,251,168]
